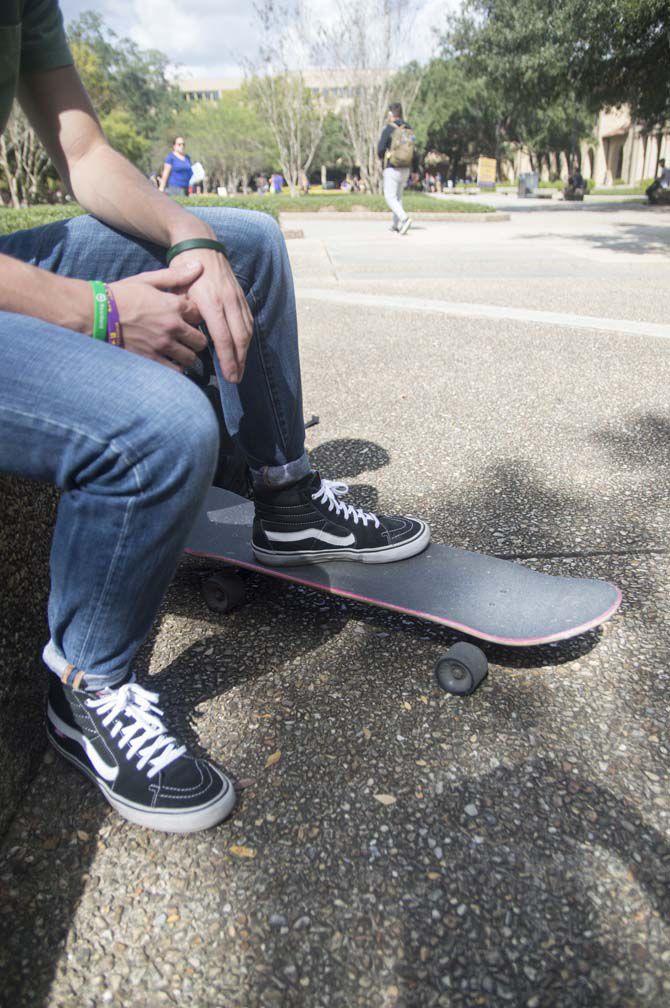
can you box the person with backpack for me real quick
[377,102,419,234]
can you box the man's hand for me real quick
[109,261,207,372]
[169,248,254,384]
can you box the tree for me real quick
[314,0,423,191]
[312,112,351,182]
[0,107,52,207]
[569,0,669,129]
[438,0,598,176]
[247,1,327,196]
[100,110,152,169]
[445,0,669,138]
[247,71,325,195]
[0,11,185,203]
[521,96,594,176]
[412,57,506,179]
[67,12,183,166]
[177,93,276,192]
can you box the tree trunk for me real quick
[655,131,663,177]
[0,134,21,208]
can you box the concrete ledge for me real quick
[280,211,509,223]
[0,475,58,836]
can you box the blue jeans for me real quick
[0,208,309,686]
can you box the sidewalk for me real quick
[2,203,669,1008]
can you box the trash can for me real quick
[518,172,538,197]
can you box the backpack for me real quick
[388,123,415,168]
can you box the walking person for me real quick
[378,102,418,235]
[1,0,430,835]
[159,136,192,196]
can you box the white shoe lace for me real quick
[86,683,186,779]
[312,479,380,528]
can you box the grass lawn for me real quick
[0,199,280,235]
[187,192,494,213]
[590,187,648,196]
[0,203,88,235]
[0,190,494,236]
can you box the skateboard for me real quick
[184,486,622,695]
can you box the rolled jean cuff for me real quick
[43,640,129,691]
[249,451,311,490]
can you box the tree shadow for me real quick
[503,198,649,216]
[255,762,670,1005]
[515,223,670,256]
[590,412,670,469]
[0,752,113,1007]
[135,573,351,758]
[1,416,667,1006]
[386,759,670,1006]
[310,437,391,478]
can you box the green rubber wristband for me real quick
[165,237,229,265]
[89,281,108,340]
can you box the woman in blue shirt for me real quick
[159,136,192,196]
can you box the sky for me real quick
[59,0,457,80]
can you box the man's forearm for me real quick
[68,143,215,249]
[19,66,213,259]
[0,254,91,331]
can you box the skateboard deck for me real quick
[185,487,621,646]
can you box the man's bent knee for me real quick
[159,378,219,490]
[114,367,219,500]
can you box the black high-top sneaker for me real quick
[46,666,235,833]
[252,471,430,566]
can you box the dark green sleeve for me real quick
[20,0,73,74]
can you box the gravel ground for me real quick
[1,203,669,1008]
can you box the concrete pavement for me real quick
[1,198,669,1008]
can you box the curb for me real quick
[279,211,510,224]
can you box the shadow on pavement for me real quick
[1,419,666,1007]
[310,437,390,477]
[515,223,670,256]
[590,412,670,468]
[498,199,649,215]
[0,755,112,1007]
[384,760,669,1007]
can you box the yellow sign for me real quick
[477,156,496,187]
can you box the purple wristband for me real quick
[105,285,123,347]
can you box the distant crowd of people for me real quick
[152,128,470,205]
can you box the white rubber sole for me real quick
[252,523,430,567]
[47,728,236,833]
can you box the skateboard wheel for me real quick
[435,643,488,696]
[202,573,244,614]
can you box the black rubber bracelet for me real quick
[166,237,229,265]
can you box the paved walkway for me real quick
[2,198,669,1008]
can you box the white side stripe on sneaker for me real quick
[266,528,356,546]
[48,705,119,781]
